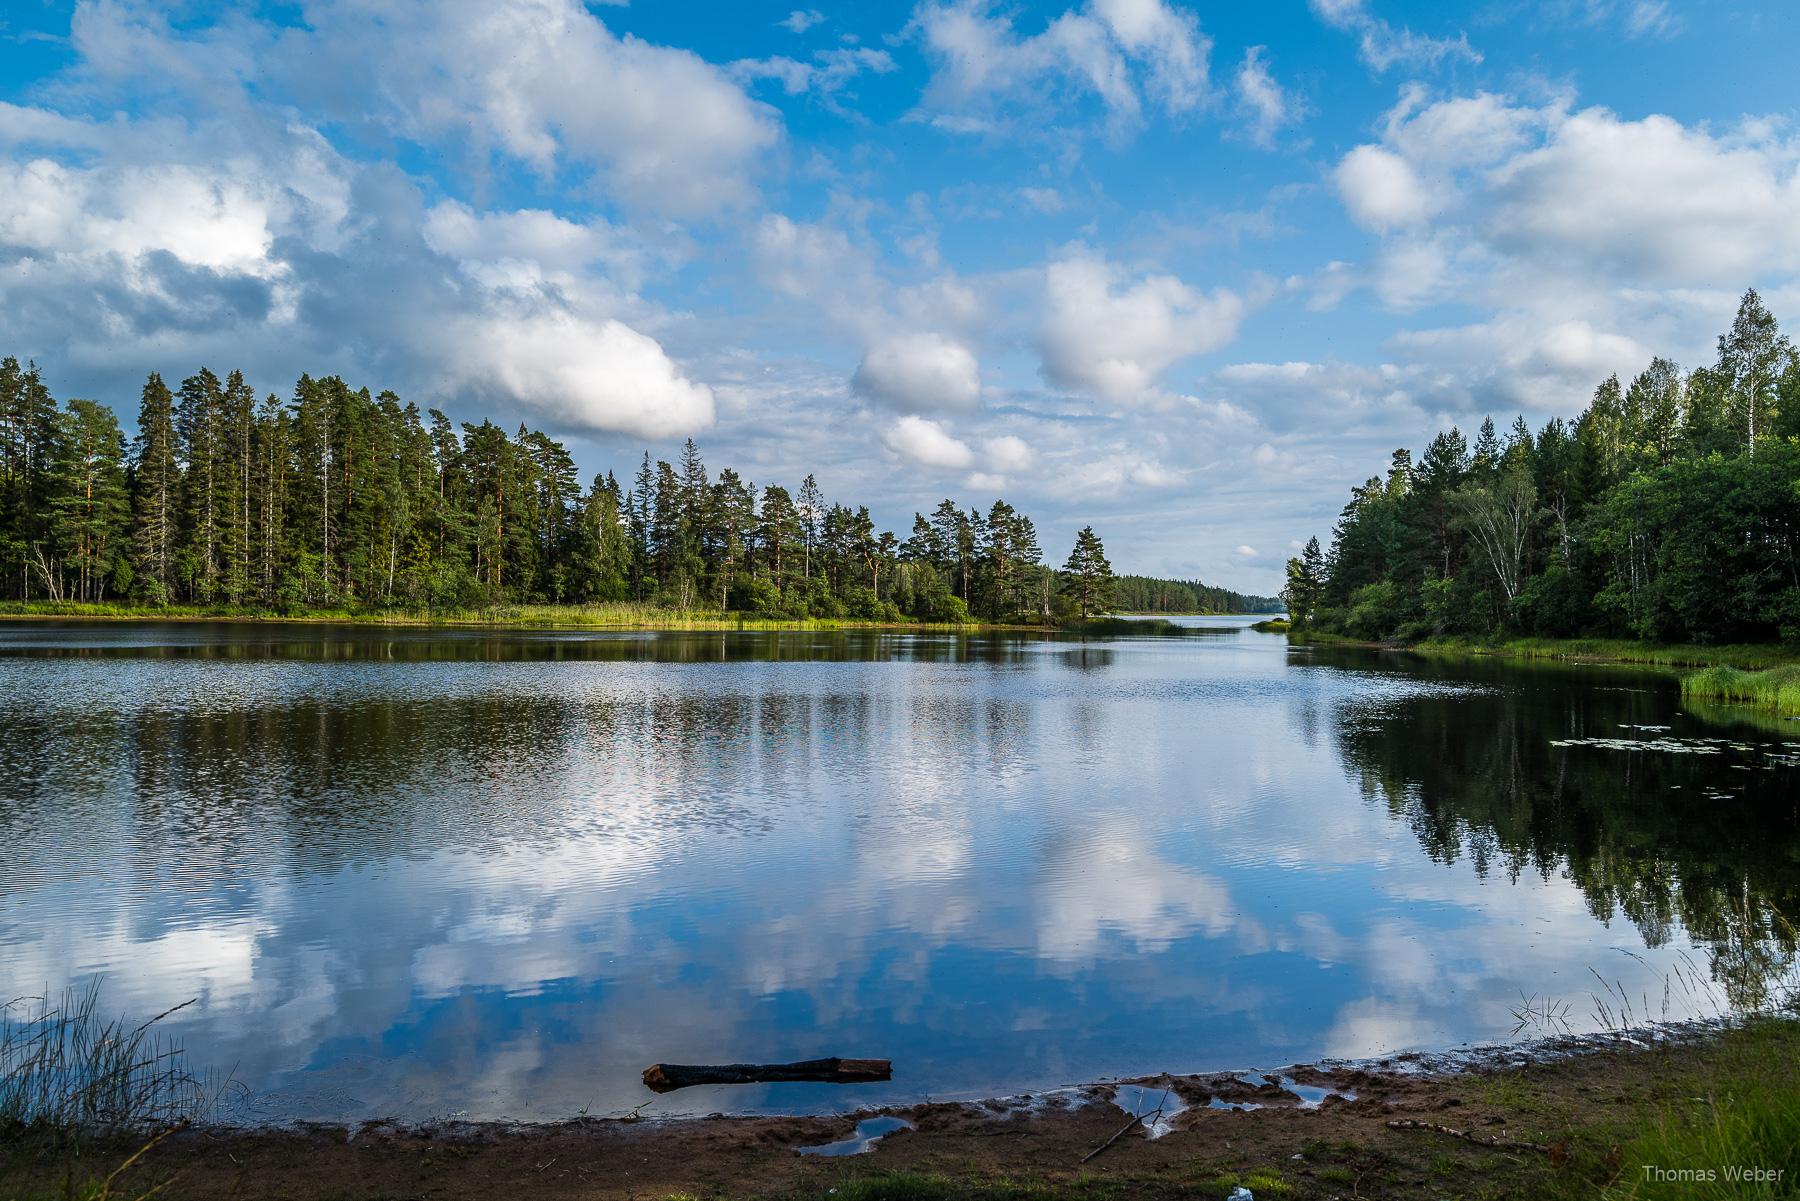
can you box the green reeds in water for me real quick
[1680,664,1800,717]
[0,982,216,1143]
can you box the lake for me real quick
[1,617,1794,1123]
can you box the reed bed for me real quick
[1680,664,1800,717]
[1408,635,1800,671]
[0,982,214,1143]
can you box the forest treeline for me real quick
[0,360,1261,623]
[1112,574,1283,615]
[1285,289,1800,645]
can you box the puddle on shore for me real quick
[1207,1072,1354,1111]
[796,1115,914,1156]
[1110,1083,1187,1138]
[1282,1076,1353,1108]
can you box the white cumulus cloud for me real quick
[446,312,714,439]
[982,434,1035,473]
[1233,46,1299,147]
[1041,252,1246,400]
[1334,145,1435,231]
[853,332,982,411]
[910,0,1210,136]
[882,415,977,469]
[291,0,780,216]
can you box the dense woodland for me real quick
[1113,574,1282,615]
[1286,290,1800,646]
[0,360,1269,623]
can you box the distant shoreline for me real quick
[0,602,1271,635]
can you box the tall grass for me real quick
[0,983,215,1143]
[0,599,1001,632]
[1680,665,1800,717]
[1409,636,1800,671]
[1606,1017,1800,1200]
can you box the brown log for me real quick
[641,1057,892,1093]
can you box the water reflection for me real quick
[1326,649,1800,1010]
[0,621,1793,1123]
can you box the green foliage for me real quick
[1343,581,1415,640]
[1282,536,1323,624]
[1,357,1275,628]
[1307,290,1800,652]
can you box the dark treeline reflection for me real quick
[1327,650,1800,1009]
[0,622,1079,664]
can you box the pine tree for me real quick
[1284,537,1324,625]
[130,373,179,603]
[219,369,256,603]
[1060,526,1114,618]
[175,367,225,603]
[49,399,130,602]
[0,359,60,598]
[797,473,823,582]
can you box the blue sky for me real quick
[2,0,1798,591]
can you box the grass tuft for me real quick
[0,982,217,1146]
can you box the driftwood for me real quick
[1081,1075,1174,1164]
[1385,1118,1554,1153]
[641,1057,891,1093]
[1080,1113,1144,1164]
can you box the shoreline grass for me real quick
[0,599,1026,634]
[0,600,1269,637]
[1680,664,1800,718]
[0,983,216,1147]
[1400,635,1800,671]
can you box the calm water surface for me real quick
[1,618,1794,1122]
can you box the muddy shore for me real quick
[7,1020,1793,1200]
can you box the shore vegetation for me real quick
[1283,290,1800,654]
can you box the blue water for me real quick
[0,617,1792,1123]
